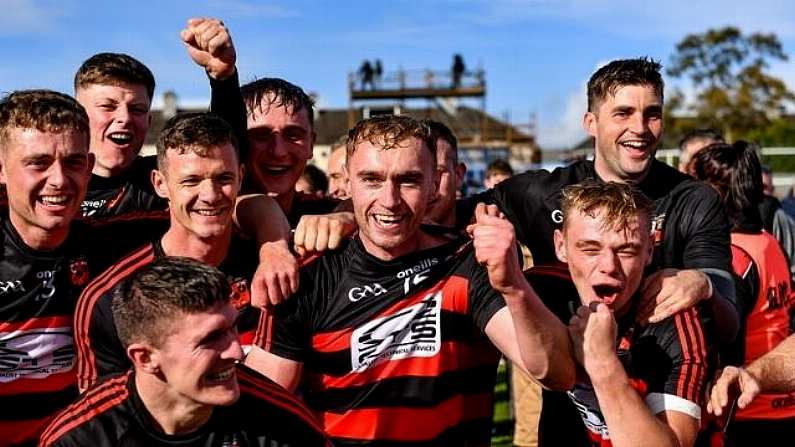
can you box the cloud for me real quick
[0,0,70,35]
[536,84,588,149]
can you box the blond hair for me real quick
[561,181,653,234]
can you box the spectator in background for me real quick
[452,54,465,88]
[295,164,328,198]
[374,59,383,88]
[327,135,349,200]
[762,165,776,196]
[424,120,466,228]
[359,60,374,90]
[484,158,514,189]
[678,128,724,174]
[782,186,795,219]
[693,142,795,443]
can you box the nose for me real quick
[47,161,67,189]
[628,112,648,134]
[269,133,290,159]
[222,333,245,362]
[379,179,401,209]
[114,106,131,124]
[596,251,621,276]
[198,179,223,203]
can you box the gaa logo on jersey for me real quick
[350,290,442,372]
[348,282,387,302]
[69,257,89,286]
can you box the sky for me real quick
[2,0,794,149]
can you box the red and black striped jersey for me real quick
[74,236,259,391]
[528,265,710,447]
[0,216,162,446]
[258,234,506,446]
[39,364,332,447]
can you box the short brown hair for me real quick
[587,58,663,113]
[0,89,89,150]
[74,52,156,99]
[561,181,653,234]
[155,112,239,172]
[113,256,231,348]
[346,115,435,163]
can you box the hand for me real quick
[637,268,710,324]
[568,302,619,377]
[251,240,299,308]
[294,212,356,257]
[467,203,521,294]
[707,366,761,416]
[180,17,236,80]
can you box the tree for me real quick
[667,27,795,143]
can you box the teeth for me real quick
[206,368,235,382]
[195,209,223,216]
[40,195,68,205]
[107,133,132,144]
[374,214,402,224]
[265,166,290,174]
[621,141,647,148]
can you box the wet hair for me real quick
[155,112,239,172]
[300,164,329,195]
[74,52,156,99]
[424,119,458,164]
[240,78,314,128]
[113,256,231,348]
[690,140,763,226]
[346,115,436,164]
[486,159,513,178]
[679,128,724,151]
[0,89,89,150]
[561,180,653,234]
[587,57,663,113]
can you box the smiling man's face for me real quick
[554,207,652,316]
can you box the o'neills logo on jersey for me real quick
[395,258,438,279]
[0,327,74,382]
[350,290,442,372]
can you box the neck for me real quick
[160,226,231,266]
[273,190,295,215]
[9,214,68,251]
[135,372,214,436]
[361,229,444,261]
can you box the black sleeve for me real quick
[463,254,507,331]
[89,292,130,382]
[678,185,732,272]
[264,270,315,362]
[209,71,249,161]
[455,189,494,230]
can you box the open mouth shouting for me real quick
[106,131,134,146]
[204,367,236,385]
[592,283,624,307]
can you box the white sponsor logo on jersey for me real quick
[351,291,442,372]
[0,280,24,295]
[348,283,387,303]
[0,327,75,382]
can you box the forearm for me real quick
[502,281,575,390]
[702,268,739,345]
[591,360,680,447]
[748,335,795,393]
[234,194,291,245]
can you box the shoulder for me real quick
[39,373,133,447]
[78,243,156,310]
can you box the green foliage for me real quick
[667,27,795,142]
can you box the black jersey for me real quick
[526,265,709,447]
[40,364,331,447]
[0,217,160,446]
[74,236,259,391]
[287,192,341,228]
[81,156,167,221]
[258,234,506,446]
[463,159,731,274]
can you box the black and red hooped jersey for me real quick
[39,364,332,447]
[527,265,709,447]
[74,237,260,391]
[0,217,160,446]
[80,156,168,222]
[258,235,506,446]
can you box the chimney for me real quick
[163,91,177,119]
